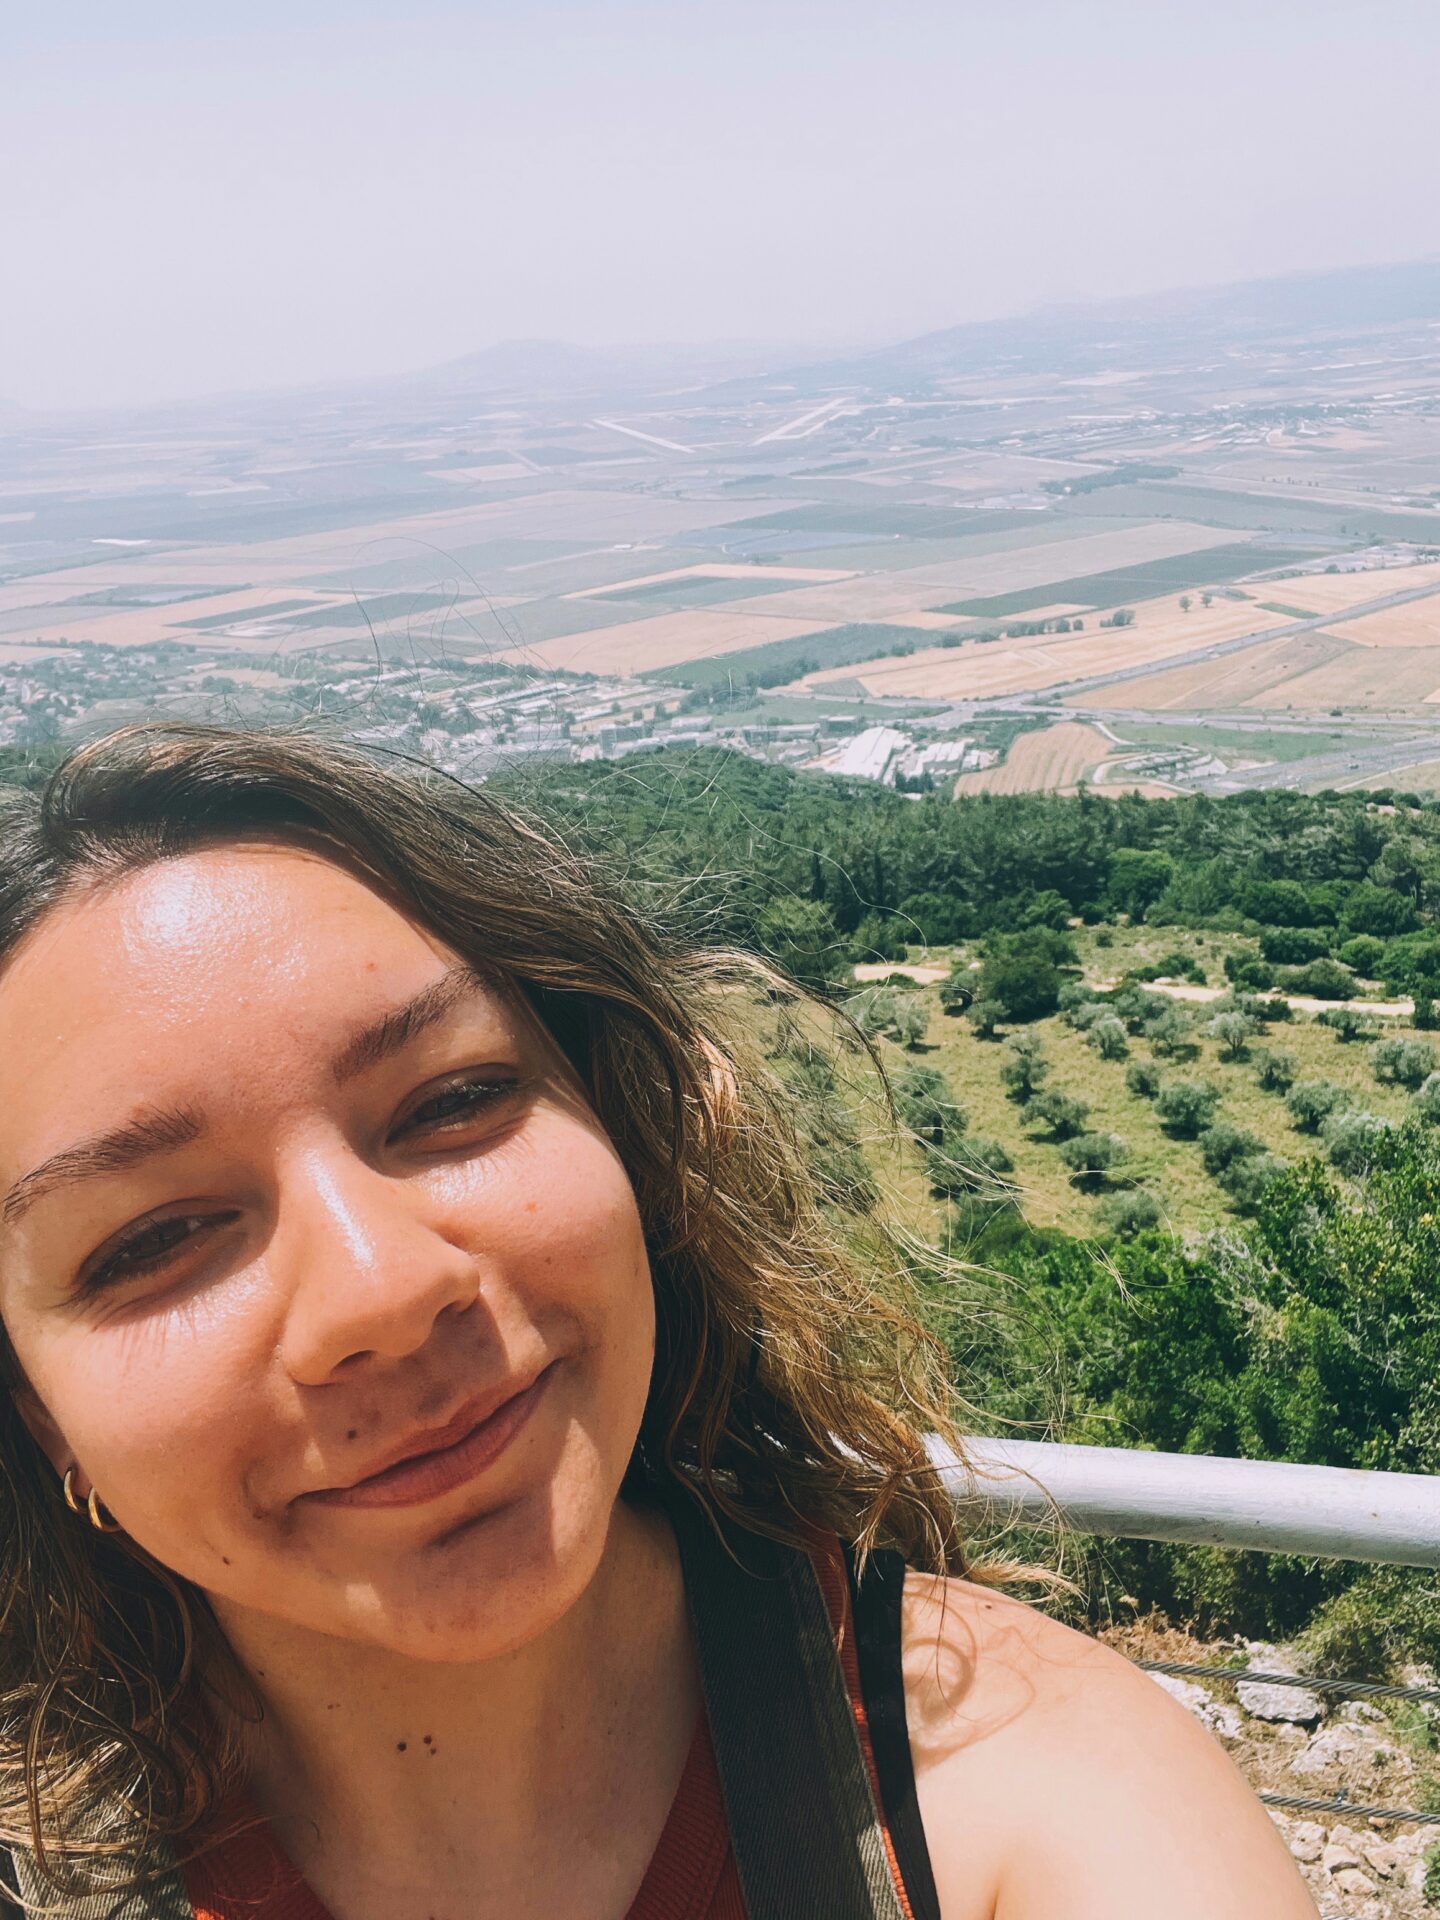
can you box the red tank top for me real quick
[184,1544,915,1920]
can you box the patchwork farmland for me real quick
[2,257,1438,796]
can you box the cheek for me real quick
[465,1113,652,1323]
[15,1297,281,1567]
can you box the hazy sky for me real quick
[5,0,1440,409]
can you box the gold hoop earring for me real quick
[86,1487,122,1534]
[61,1467,121,1534]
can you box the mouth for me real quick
[304,1363,557,1511]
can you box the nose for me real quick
[276,1142,483,1386]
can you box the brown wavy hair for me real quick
[0,722,976,1888]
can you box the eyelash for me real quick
[79,1075,521,1295]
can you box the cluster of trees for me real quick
[510,752,1440,1014]
[943,1122,1440,1671]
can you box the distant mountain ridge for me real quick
[758,256,1440,391]
[401,334,827,398]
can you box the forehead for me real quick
[0,846,491,1140]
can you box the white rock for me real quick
[1337,1700,1386,1725]
[1145,1670,1243,1739]
[1358,1836,1400,1878]
[1290,1722,1390,1775]
[1323,1838,1362,1874]
[1331,1866,1378,1896]
[1288,1820,1324,1863]
[1236,1677,1326,1726]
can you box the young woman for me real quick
[0,724,1314,1919]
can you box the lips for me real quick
[303,1363,555,1511]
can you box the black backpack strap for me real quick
[669,1496,909,1920]
[846,1548,942,1920]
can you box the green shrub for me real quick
[1219,1151,1287,1212]
[1280,957,1355,1000]
[1206,1011,1255,1060]
[1287,1078,1352,1133]
[893,1065,966,1144]
[1224,950,1276,991]
[1199,1124,1264,1177]
[939,965,975,1015]
[1028,1089,1091,1141]
[1414,1073,1440,1125]
[1155,1079,1221,1138]
[1125,1059,1163,1100]
[1322,1108,1396,1175]
[849,912,910,963]
[1087,1014,1129,1060]
[1316,1006,1377,1043]
[1423,1839,1440,1906]
[925,1134,1016,1199]
[1145,1006,1198,1059]
[1372,1035,1438,1090]
[1254,1048,1298,1093]
[1057,1130,1130,1188]
[1096,1190,1163,1237]
[1261,926,1331,965]
[1338,934,1386,975]
[976,933,1068,1022]
[999,1034,1049,1102]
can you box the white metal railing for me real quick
[936,1435,1440,1569]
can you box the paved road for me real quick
[1026,575,1440,704]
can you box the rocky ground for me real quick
[1101,1619,1440,1917]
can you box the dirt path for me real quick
[852,961,950,986]
[1118,978,1417,1019]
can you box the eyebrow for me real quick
[1,964,491,1230]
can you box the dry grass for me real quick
[565,562,855,599]
[496,608,825,675]
[800,592,1290,702]
[1269,646,1440,709]
[1068,632,1355,712]
[1328,600,1440,649]
[954,722,1111,795]
[732,522,1244,628]
[1266,559,1440,614]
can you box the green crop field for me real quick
[1257,601,1319,619]
[644,622,942,689]
[936,543,1317,619]
[1114,721,1349,763]
[584,574,795,609]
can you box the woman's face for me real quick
[0,844,656,1663]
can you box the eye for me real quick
[82,1210,239,1295]
[394,1074,521,1141]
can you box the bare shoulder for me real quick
[899,1572,1318,1920]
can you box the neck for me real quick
[211,1500,695,1914]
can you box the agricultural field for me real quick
[935,542,1315,619]
[1068,631,1358,712]
[651,623,941,690]
[1330,601,1440,648]
[794,590,1295,701]
[496,607,827,676]
[952,721,1112,794]
[1257,558,1440,614]
[5,257,1438,814]
[1112,721,1350,763]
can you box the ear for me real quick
[11,1385,71,1479]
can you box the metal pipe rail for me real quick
[936,1436,1440,1569]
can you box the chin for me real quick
[354,1440,622,1664]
